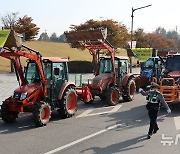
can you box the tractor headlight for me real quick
[20,92,28,100]
[88,79,93,85]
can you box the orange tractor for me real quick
[0,30,77,126]
[65,29,136,105]
[157,53,180,103]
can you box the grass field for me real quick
[0,41,137,73]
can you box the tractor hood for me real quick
[168,71,180,78]
[92,73,113,90]
[14,83,42,99]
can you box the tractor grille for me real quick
[13,92,21,99]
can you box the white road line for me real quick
[76,105,122,118]
[44,123,122,154]
[18,125,34,129]
[0,130,8,133]
[174,116,180,130]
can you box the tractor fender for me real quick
[122,73,134,87]
[58,81,76,100]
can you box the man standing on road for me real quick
[139,82,171,139]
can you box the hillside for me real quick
[0,41,136,73]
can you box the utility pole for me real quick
[130,4,152,73]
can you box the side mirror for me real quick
[54,68,60,75]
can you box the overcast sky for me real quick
[1,0,180,37]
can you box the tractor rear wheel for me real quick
[58,87,77,118]
[106,87,120,106]
[99,94,106,100]
[122,78,136,102]
[1,102,18,123]
[33,101,51,127]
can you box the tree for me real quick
[144,33,177,51]
[134,28,146,48]
[1,12,19,29]
[38,32,50,42]
[59,34,67,42]
[69,19,130,49]
[14,15,40,40]
[50,32,58,42]
[155,27,166,37]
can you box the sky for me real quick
[1,0,180,37]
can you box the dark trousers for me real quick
[148,109,159,135]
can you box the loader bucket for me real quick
[0,29,22,51]
[64,28,107,43]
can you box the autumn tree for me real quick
[14,15,40,40]
[144,33,177,51]
[134,28,146,48]
[1,12,19,29]
[68,19,130,49]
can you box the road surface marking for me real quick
[18,125,34,129]
[174,116,180,130]
[0,130,8,133]
[44,123,122,154]
[76,105,122,118]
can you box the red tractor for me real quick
[0,30,77,126]
[65,29,136,105]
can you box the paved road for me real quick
[3,68,180,154]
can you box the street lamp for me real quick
[130,4,152,73]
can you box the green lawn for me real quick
[0,41,137,73]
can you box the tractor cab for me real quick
[140,57,162,83]
[164,54,180,80]
[98,56,129,85]
[24,57,69,101]
[42,57,69,101]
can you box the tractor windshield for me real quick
[141,58,154,70]
[166,56,180,71]
[99,59,112,74]
[25,62,40,84]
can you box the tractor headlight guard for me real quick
[20,92,28,100]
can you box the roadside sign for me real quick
[132,48,153,62]
[0,30,11,52]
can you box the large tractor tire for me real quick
[1,102,18,123]
[99,94,106,101]
[122,77,136,102]
[33,101,51,127]
[106,87,120,106]
[58,87,77,118]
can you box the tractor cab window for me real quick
[115,59,127,79]
[43,62,52,88]
[99,59,112,74]
[166,56,180,71]
[53,63,65,81]
[25,62,40,84]
[141,59,154,70]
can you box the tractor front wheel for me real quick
[1,102,18,123]
[106,87,120,106]
[58,87,77,118]
[33,101,51,127]
[122,78,136,102]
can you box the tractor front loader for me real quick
[0,30,77,126]
[65,29,136,106]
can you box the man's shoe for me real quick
[147,134,152,139]
[153,128,159,134]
